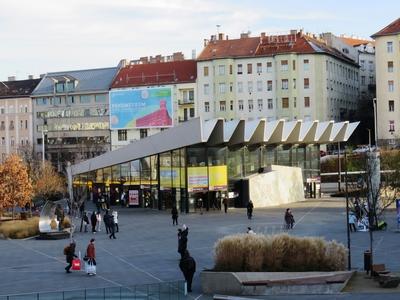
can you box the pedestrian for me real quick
[247,227,255,234]
[85,238,96,275]
[79,201,85,218]
[198,198,203,215]
[222,197,228,213]
[64,241,77,273]
[178,225,188,258]
[120,190,127,207]
[83,212,90,232]
[171,206,178,226]
[284,208,295,229]
[349,212,357,232]
[112,210,119,232]
[55,204,65,230]
[90,211,97,233]
[96,211,102,232]
[109,214,116,239]
[247,200,254,219]
[103,210,111,234]
[179,250,196,293]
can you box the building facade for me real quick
[110,60,197,150]
[0,77,41,162]
[31,67,119,171]
[372,18,400,146]
[197,31,359,124]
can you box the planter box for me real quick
[201,271,354,296]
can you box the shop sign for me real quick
[129,190,139,205]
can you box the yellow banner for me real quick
[187,167,208,192]
[209,165,228,191]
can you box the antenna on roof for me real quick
[216,24,221,36]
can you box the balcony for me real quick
[178,99,194,105]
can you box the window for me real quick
[257,99,263,111]
[388,61,394,72]
[219,83,226,94]
[361,76,366,85]
[9,120,14,130]
[25,120,28,129]
[387,41,393,53]
[294,97,297,108]
[234,82,242,94]
[204,84,210,95]
[118,130,127,141]
[281,60,288,71]
[55,82,64,93]
[389,100,395,112]
[95,94,106,103]
[369,61,374,71]
[257,81,263,92]
[229,65,233,75]
[24,105,28,113]
[230,101,233,111]
[303,59,309,71]
[281,79,289,90]
[237,64,243,74]
[389,120,395,132]
[190,108,195,117]
[247,63,252,74]
[293,78,296,89]
[304,97,310,108]
[218,65,225,75]
[219,101,226,111]
[282,97,289,109]
[389,80,394,92]
[360,60,365,70]
[36,98,47,105]
[0,121,4,130]
[140,129,148,139]
[248,100,253,112]
[0,107,4,114]
[20,120,23,129]
[369,76,374,84]
[267,99,273,109]
[257,63,262,73]
[204,102,210,112]
[229,82,233,92]
[80,95,90,103]
[267,80,272,91]
[304,78,309,89]
[238,100,244,111]
[266,62,272,73]
[247,81,253,93]
[292,60,296,70]
[203,66,209,76]
[1,137,4,144]
[67,96,75,105]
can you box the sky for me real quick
[0,0,399,81]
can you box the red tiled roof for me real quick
[112,60,197,88]
[372,18,400,38]
[339,37,375,47]
[197,37,260,60]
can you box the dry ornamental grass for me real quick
[0,217,40,239]
[214,233,347,272]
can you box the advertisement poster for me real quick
[188,167,208,192]
[209,165,228,191]
[109,87,173,129]
[129,190,139,206]
[396,199,400,226]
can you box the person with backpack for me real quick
[171,206,178,226]
[179,250,196,293]
[64,242,77,273]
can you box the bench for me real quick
[371,264,390,277]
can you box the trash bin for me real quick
[364,250,371,273]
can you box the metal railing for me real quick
[0,280,187,300]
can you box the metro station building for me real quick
[69,117,358,213]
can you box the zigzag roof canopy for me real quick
[71,117,359,175]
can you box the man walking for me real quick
[64,242,77,273]
[222,197,228,213]
[247,200,254,219]
[171,206,178,226]
[179,250,196,293]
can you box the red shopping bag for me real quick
[72,258,81,271]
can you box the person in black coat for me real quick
[108,214,116,239]
[284,208,295,229]
[103,211,111,234]
[247,200,254,219]
[83,212,90,232]
[64,242,77,273]
[171,206,178,226]
[90,211,97,233]
[178,225,188,258]
[179,250,196,293]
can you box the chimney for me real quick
[118,59,128,68]
[260,32,266,38]
[290,29,297,35]
[210,35,216,41]
[218,33,224,40]
[28,75,34,80]
[8,76,16,81]
[204,39,209,47]
[191,49,196,59]
[226,35,229,40]
[240,32,249,39]
[173,52,185,61]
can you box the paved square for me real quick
[0,198,399,299]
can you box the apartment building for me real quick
[110,59,197,150]
[31,67,118,171]
[372,18,400,146]
[0,77,41,162]
[197,31,359,123]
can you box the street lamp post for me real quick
[373,98,378,147]
[41,128,47,164]
[344,146,351,270]
[367,129,371,150]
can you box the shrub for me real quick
[213,233,347,272]
[0,217,39,239]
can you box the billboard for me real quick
[188,167,208,192]
[110,87,173,129]
[209,166,228,191]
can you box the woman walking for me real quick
[64,242,77,273]
[85,238,96,275]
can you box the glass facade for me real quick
[73,143,320,212]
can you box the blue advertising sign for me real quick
[109,87,173,129]
[396,199,400,225]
